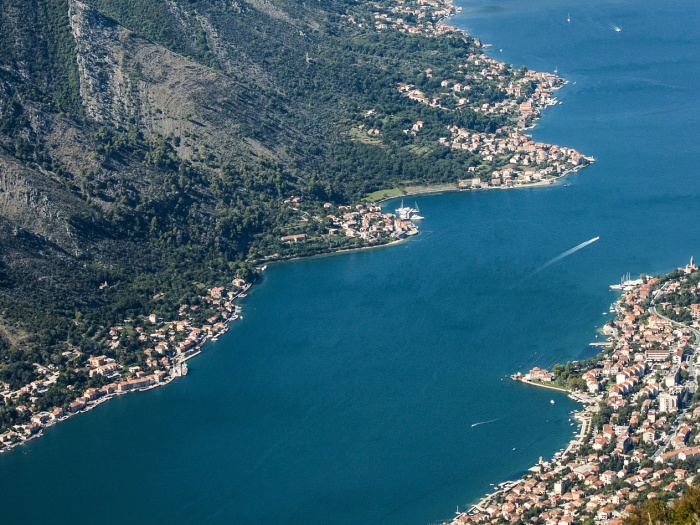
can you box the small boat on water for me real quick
[396,200,425,221]
[550,399,555,405]
[395,200,414,220]
[410,202,424,220]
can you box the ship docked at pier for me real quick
[395,200,424,221]
[609,272,643,290]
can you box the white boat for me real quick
[612,24,621,32]
[610,272,632,290]
[550,399,555,405]
[395,200,415,220]
[567,13,570,23]
[410,202,424,220]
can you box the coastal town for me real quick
[349,0,593,190]
[0,278,251,452]
[448,258,700,525]
[0,200,422,452]
[450,131,590,190]
[326,202,419,241]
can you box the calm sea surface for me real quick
[2,1,700,523]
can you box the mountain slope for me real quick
[0,0,574,427]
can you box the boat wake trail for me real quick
[526,236,600,278]
[471,416,504,428]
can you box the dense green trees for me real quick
[625,486,700,525]
[0,0,539,429]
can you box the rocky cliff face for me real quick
[0,155,85,253]
[0,0,297,279]
[70,0,134,128]
[68,0,272,163]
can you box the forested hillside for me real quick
[0,0,568,429]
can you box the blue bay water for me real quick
[2,1,700,523]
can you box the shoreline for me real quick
[262,237,408,267]
[373,164,590,204]
[0,286,246,454]
[451,259,700,525]
[465,380,596,516]
[1,0,596,495]
[0,204,422,455]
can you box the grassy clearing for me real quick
[407,145,432,156]
[347,127,384,146]
[366,188,405,202]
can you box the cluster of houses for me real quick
[326,203,418,240]
[397,54,562,123]
[364,0,459,36]
[0,364,62,446]
[0,277,250,452]
[450,262,700,525]
[1,364,60,403]
[447,131,589,188]
[406,55,563,121]
[392,37,593,187]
